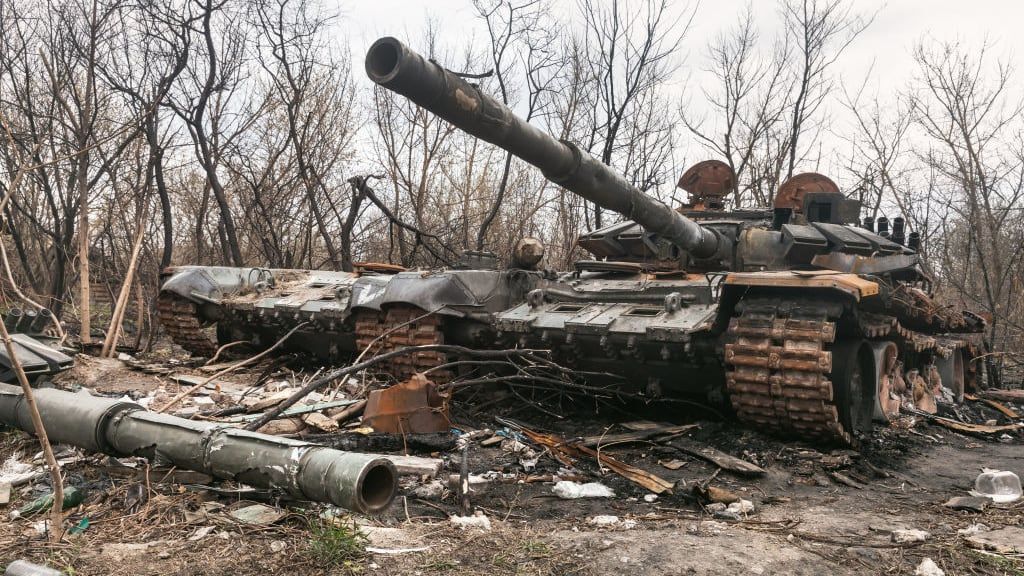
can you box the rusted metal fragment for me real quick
[773,173,840,211]
[980,389,1024,403]
[363,373,451,434]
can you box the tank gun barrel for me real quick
[365,37,730,260]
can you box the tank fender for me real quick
[710,271,877,334]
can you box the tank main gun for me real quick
[365,36,732,262]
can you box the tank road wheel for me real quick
[934,349,966,403]
[830,340,875,438]
[157,293,218,357]
[724,299,873,445]
[868,341,901,422]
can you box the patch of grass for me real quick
[420,560,459,573]
[519,539,551,557]
[305,516,367,571]
[964,549,1024,575]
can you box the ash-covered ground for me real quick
[1,353,1022,576]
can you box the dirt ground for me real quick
[1,356,1022,576]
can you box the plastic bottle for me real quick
[973,470,1022,503]
[15,486,85,517]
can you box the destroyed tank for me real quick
[157,36,986,445]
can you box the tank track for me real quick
[724,299,855,445]
[354,305,452,384]
[157,293,218,357]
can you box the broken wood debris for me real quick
[920,413,1024,435]
[514,423,674,494]
[577,424,698,448]
[965,393,1021,419]
[221,398,361,423]
[666,437,766,477]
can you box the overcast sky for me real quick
[336,0,1022,180]
[342,0,1020,86]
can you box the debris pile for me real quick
[1,347,1022,575]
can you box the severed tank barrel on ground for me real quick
[365,36,731,261]
[0,384,396,514]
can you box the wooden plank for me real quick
[980,389,1024,403]
[171,373,239,387]
[225,399,360,423]
[667,437,766,476]
[578,424,698,448]
[384,455,443,478]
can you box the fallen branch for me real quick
[244,346,545,432]
[204,340,250,366]
[908,407,1024,436]
[330,399,367,425]
[0,309,63,541]
[100,198,149,357]
[578,424,699,449]
[666,437,766,477]
[156,322,308,414]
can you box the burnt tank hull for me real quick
[157,37,988,446]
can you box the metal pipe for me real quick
[365,36,730,261]
[0,384,396,514]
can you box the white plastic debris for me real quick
[449,511,491,531]
[552,481,615,499]
[891,529,930,543]
[0,455,40,487]
[643,494,658,503]
[188,526,216,541]
[971,469,1022,503]
[914,558,945,576]
[957,523,990,537]
[726,499,755,515]
[587,515,636,529]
